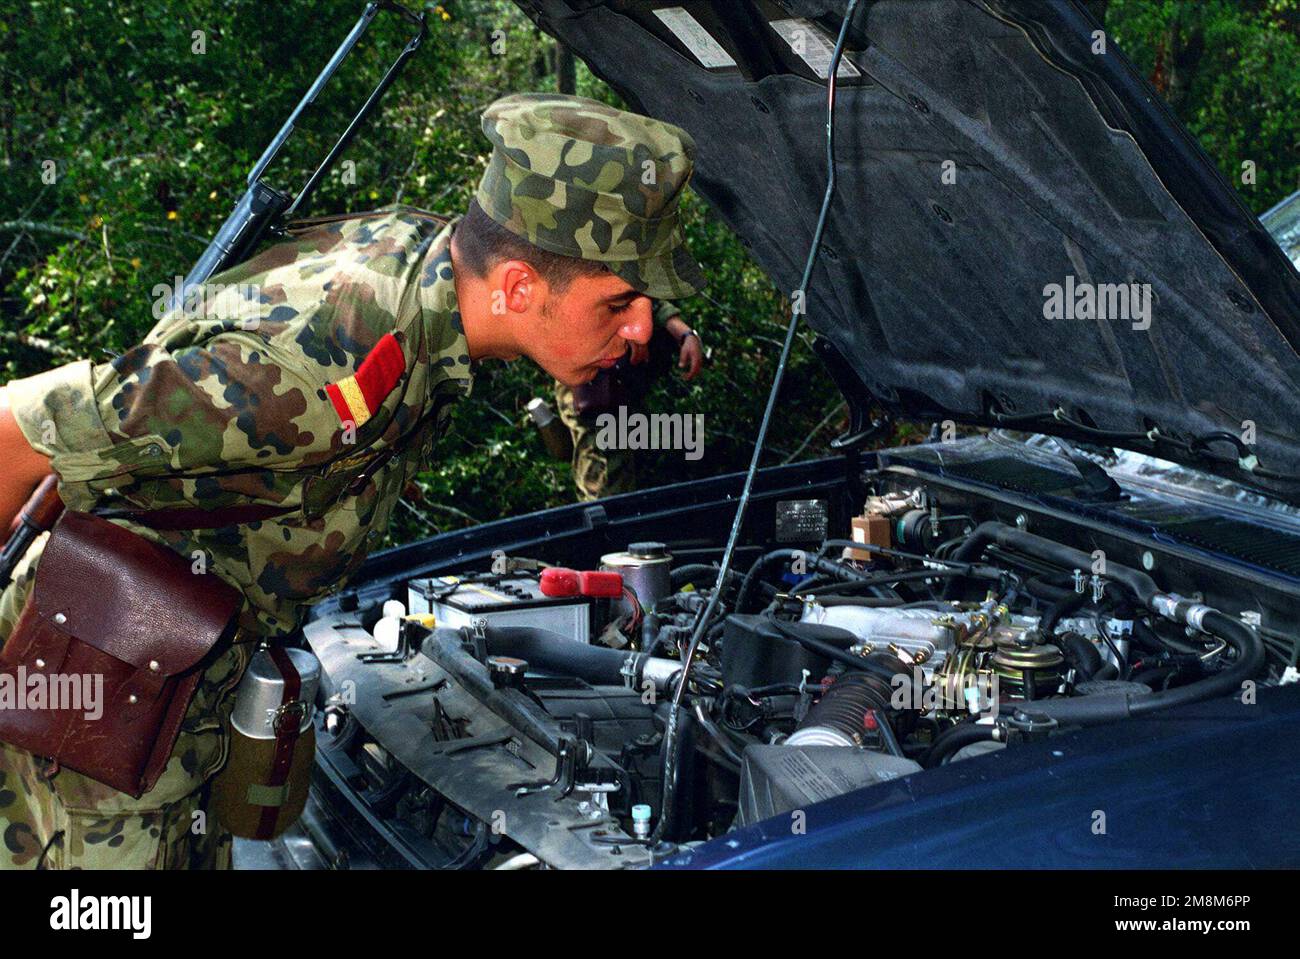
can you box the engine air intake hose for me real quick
[788,672,913,749]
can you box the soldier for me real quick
[0,92,704,869]
[552,300,703,501]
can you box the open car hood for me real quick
[516,0,1300,500]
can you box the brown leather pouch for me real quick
[0,510,241,798]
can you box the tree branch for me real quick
[0,220,90,243]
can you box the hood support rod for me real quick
[653,0,867,845]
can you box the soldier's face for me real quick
[532,275,655,387]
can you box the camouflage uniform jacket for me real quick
[7,204,472,637]
[0,206,470,868]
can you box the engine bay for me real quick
[301,453,1295,869]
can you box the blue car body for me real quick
[665,684,1300,869]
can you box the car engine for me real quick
[302,468,1281,870]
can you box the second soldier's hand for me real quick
[666,316,702,381]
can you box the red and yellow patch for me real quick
[325,333,405,427]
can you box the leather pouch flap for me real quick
[31,510,240,677]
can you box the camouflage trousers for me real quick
[0,534,253,869]
[553,380,638,502]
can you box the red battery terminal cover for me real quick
[539,567,624,599]
[539,567,580,597]
[579,570,623,598]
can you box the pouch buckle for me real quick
[272,700,309,734]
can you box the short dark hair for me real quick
[454,198,611,291]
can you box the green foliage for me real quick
[1105,0,1300,210]
[2,1,1296,547]
[0,0,843,546]
[0,0,546,369]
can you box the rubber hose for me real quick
[1024,576,1075,603]
[420,628,567,756]
[670,563,743,593]
[1131,665,1178,689]
[767,618,917,691]
[1056,631,1104,681]
[1024,609,1263,725]
[483,625,680,690]
[1128,610,1263,715]
[736,548,874,613]
[945,525,1263,725]
[1043,589,1090,635]
[923,722,999,767]
[945,522,1159,606]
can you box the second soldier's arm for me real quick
[662,313,703,381]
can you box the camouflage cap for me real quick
[475,92,705,299]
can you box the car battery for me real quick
[407,574,593,643]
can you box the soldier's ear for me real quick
[497,260,546,315]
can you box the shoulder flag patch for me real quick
[326,333,405,427]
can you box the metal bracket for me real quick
[507,737,590,801]
[357,617,415,663]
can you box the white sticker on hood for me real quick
[770,18,861,79]
[653,7,737,69]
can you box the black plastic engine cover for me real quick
[737,744,921,826]
[721,614,833,689]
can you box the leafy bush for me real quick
[1105,0,1300,210]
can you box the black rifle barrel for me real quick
[173,1,426,311]
[287,2,428,220]
[247,3,383,188]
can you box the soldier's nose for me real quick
[619,297,653,345]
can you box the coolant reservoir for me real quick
[601,542,672,618]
